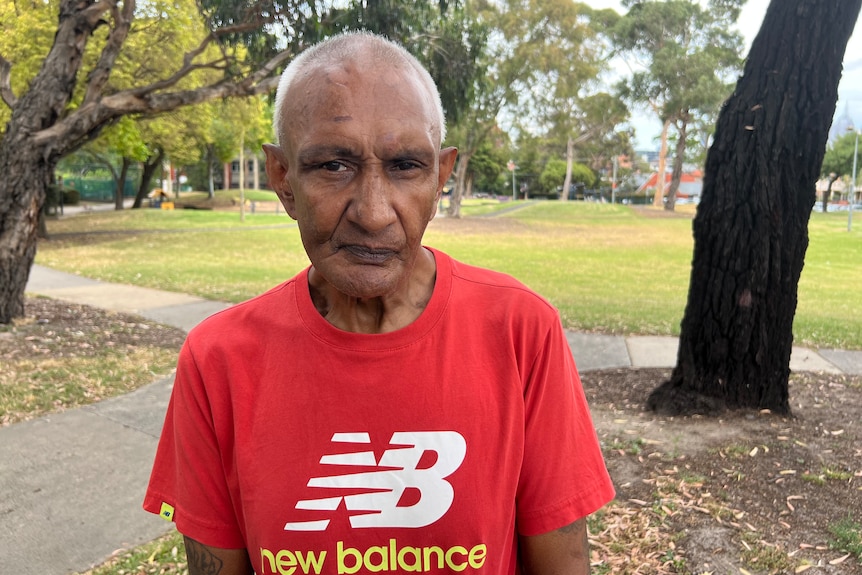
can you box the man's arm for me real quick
[519,517,591,575]
[184,536,254,575]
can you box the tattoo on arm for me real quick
[559,517,590,561]
[185,538,224,575]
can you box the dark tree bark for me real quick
[665,113,690,212]
[647,0,862,416]
[664,111,689,212]
[822,173,839,213]
[113,157,132,210]
[447,149,473,218]
[133,149,165,208]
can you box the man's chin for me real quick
[323,267,404,300]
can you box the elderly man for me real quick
[144,32,614,575]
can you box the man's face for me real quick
[265,57,456,300]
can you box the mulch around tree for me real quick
[583,368,862,574]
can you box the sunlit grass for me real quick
[37,200,862,349]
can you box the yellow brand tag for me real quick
[159,502,175,522]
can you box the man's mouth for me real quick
[341,245,397,263]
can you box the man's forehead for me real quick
[283,57,439,150]
[293,54,428,103]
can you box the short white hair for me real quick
[272,31,447,147]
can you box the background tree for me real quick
[0,0,323,323]
[463,133,511,197]
[218,96,271,220]
[130,109,207,207]
[542,91,630,201]
[534,8,622,203]
[539,158,596,197]
[81,118,149,209]
[613,0,744,210]
[445,0,612,217]
[510,131,546,199]
[646,0,862,416]
[333,0,486,131]
[820,130,861,212]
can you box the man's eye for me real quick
[393,160,420,171]
[320,161,348,172]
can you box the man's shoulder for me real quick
[450,257,527,288]
[186,275,301,344]
[435,250,557,315]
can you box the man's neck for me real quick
[308,250,436,334]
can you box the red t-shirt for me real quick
[144,248,614,574]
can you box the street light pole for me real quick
[507,160,516,201]
[850,130,858,232]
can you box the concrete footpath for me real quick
[3,265,861,575]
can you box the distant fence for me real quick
[60,177,137,202]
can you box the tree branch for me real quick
[33,48,293,157]
[83,0,136,105]
[0,54,16,108]
[127,35,224,96]
[125,9,287,99]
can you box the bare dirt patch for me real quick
[0,297,186,426]
[583,368,862,574]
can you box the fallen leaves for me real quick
[786,495,805,512]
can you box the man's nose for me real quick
[349,167,397,232]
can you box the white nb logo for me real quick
[284,431,467,531]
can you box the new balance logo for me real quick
[284,431,467,531]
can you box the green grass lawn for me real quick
[38,200,862,349]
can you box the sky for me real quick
[587,0,862,150]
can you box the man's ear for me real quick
[263,143,297,218]
[436,147,458,201]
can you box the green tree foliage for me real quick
[820,130,861,212]
[539,158,595,196]
[326,0,487,128]
[543,91,631,201]
[822,131,860,183]
[613,0,744,209]
[0,0,58,130]
[446,0,611,216]
[468,134,511,195]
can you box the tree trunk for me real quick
[561,136,574,202]
[114,157,131,210]
[646,0,862,417]
[822,174,838,213]
[163,162,173,196]
[208,159,216,199]
[239,133,246,222]
[223,162,231,191]
[653,119,671,207]
[0,144,53,323]
[447,150,473,218]
[253,154,260,191]
[665,116,689,212]
[206,145,216,199]
[133,149,165,208]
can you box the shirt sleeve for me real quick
[515,319,615,536]
[142,338,246,548]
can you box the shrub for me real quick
[63,188,80,205]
